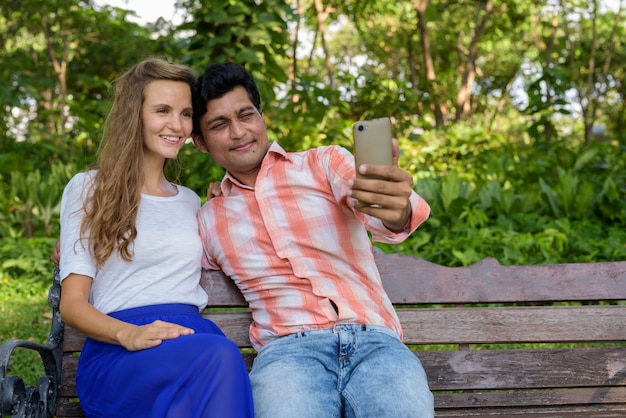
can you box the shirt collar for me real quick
[219,141,291,195]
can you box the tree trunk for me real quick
[455,0,493,122]
[412,0,445,127]
[313,0,334,90]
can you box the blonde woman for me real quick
[59,58,254,417]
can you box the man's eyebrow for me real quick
[205,106,257,125]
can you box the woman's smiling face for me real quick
[141,79,193,163]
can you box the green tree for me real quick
[0,0,174,237]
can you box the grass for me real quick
[0,274,52,385]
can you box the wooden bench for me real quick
[2,250,626,417]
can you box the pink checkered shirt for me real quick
[197,142,430,350]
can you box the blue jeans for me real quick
[249,324,434,418]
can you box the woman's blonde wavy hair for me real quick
[80,58,197,266]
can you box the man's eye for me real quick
[241,112,254,120]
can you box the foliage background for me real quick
[1,0,625,382]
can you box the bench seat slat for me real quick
[56,389,626,418]
[420,347,626,390]
[56,398,86,417]
[436,387,626,411]
[435,406,626,418]
[60,347,626,396]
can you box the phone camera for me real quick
[357,125,365,132]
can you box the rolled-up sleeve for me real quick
[369,191,430,244]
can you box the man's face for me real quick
[195,86,270,187]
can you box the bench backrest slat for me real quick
[64,304,626,350]
[398,305,626,344]
[203,253,626,305]
[363,253,626,304]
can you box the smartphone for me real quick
[352,117,393,180]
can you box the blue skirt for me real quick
[76,304,254,418]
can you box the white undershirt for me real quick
[59,171,208,314]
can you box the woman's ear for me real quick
[191,134,209,154]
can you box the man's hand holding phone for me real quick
[351,117,413,232]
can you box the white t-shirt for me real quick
[59,171,208,314]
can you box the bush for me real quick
[0,237,57,384]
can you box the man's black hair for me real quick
[192,62,262,139]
